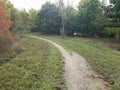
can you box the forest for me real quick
[0,0,119,52]
[0,0,120,51]
[0,0,120,90]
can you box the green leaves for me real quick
[35,2,61,35]
[78,0,102,37]
[107,0,120,21]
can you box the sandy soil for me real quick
[30,36,108,90]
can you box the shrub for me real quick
[102,27,120,38]
[14,35,21,42]
[0,29,14,51]
[0,1,17,51]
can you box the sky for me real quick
[9,0,109,11]
[9,0,80,11]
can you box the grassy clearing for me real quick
[0,36,65,90]
[37,35,120,90]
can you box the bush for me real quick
[31,26,39,32]
[0,1,20,52]
[14,35,21,42]
[0,30,14,51]
[102,27,120,38]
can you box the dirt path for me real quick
[29,36,108,90]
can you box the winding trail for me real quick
[29,36,108,90]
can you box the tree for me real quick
[110,0,120,21]
[65,6,79,36]
[35,2,61,35]
[2,0,35,34]
[2,0,16,31]
[18,10,31,34]
[28,8,37,27]
[0,1,14,51]
[58,0,65,38]
[78,0,102,37]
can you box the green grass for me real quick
[0,36,65,90]
[37,35,120,90]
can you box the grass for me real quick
[36,35,120,90]
[0,36,65,90]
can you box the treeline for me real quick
[0,0,120,51]
[0,0,37,51]
[3,0,37,34]
[32,0,120,40]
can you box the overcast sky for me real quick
[9,0,109,11]
[9,0,80,11]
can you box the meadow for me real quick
[40,35,120,90]
[0,36,65,90]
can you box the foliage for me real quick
[77,0,102,37]
[0,1,12,30]
[34,2,61,35]
[101,0,120,40]
[1,0,119,39]
[17,10,31,34]
[11,9,37,34]
[57,0,65,38]
[2,0,37,34]
[0,30,14,51]
[0,1,14,51]
[2,0,19,34]
[102,27,120,38]
[103,0,120,36]
[110,0,120,21]
[28,8,37,28]
[65,6,79,36]
[30,0,120,39]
